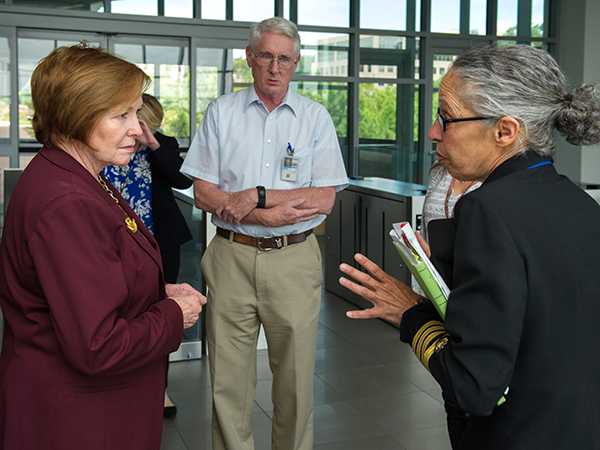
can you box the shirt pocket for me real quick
[284,146,313,187]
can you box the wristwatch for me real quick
[256,185,266,209]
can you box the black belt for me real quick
[216,227,313,251]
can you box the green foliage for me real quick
[359,84,397,140]
[296,84,348,137]
[160,97,190,138]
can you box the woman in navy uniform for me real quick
[339,45,600,450]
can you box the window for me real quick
[233,0,274,22]
[196,48,229,127]
[111,0,157,16]
[165,0,193,18]
[298,0,349,27]
[360,0,406,31]
[470,0,487,35]
[431,0,460,33]
[497,0,518,36]
[0,37,9,140]
[297,32,349,77]
[202,0,226,20]
[114,40,190,140]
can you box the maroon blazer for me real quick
[0,146,183,450]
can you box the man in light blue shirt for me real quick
[181,17,347,450]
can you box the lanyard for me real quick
[527,160,552,170]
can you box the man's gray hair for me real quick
[450,45,600,156]
[248,17,301,55]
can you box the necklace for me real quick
[97,175,138,233]
[444,178,475,218]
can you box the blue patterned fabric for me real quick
[103,148,154,234]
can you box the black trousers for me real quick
[159,244,181,389]
[445,402,470,449]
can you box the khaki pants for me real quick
[201,233,322,450]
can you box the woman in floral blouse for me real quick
[103,94,193,417]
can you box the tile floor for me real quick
[160,291,452,450]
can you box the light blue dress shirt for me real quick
[181,86,348,237]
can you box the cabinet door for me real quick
[361,194,409,284]
[325,190,359,297]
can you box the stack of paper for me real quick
[389,222,450,319]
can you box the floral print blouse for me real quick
[102,148,154,234]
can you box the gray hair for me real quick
[450,45,600,156]
[248,17,301,55]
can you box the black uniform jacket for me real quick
[147,132,193,251]
[400,151,600,450]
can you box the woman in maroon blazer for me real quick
[0,45,205,450]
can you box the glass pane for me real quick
[202,0,226,20]
[196,48,229,128]
[532,0,544,37]
[291,81,347,139]
[231,49,252,88]
[298,0,349,27]
[361,0,406,31]
[233,0,274,22]
[360,36,419,80]
[359,83,419,181]
[297,32,349,77]
[18,39,53,140]
[12,0,103,12]
[284,0,290,19]
[0,38,10,140]
[431,0,460,33]
[416,0,421,32]
[497,0,518,36]
[165,0,193,18]
[431,53,458,123]
[114,42,190,139]
[470,0,487,35]
[111,0,158,15]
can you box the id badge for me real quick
[281,156,298,182]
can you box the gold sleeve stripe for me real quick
[413,326,444,358]
[414,326,446,362]
[422,336,449,369]
[417,330,447,363]
[412,321,445,358]
[412,320,444,353]
[411,320,449,370]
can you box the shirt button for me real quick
[267,139,272,144]
[265,163,271,168]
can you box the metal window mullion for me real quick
[517,0,532,42]
[407,0,416,33]
[486,0,497,36]
[275,0,284,17]
[158,0,164,16]
[460,0,470,36]
[190,37,197,141]
[193,0,201,18]
[348,0,359,177]
[289,0,298,23]
[226,0,233,21]
[421,0,431,33]
[104,0,111,13]
[6,26,18,167]
[544,0,551,38]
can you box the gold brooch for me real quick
[125,217,138,233]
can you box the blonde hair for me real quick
[31,45,150,146]
[138,94,164,131]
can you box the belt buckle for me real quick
[257,236,284,251]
